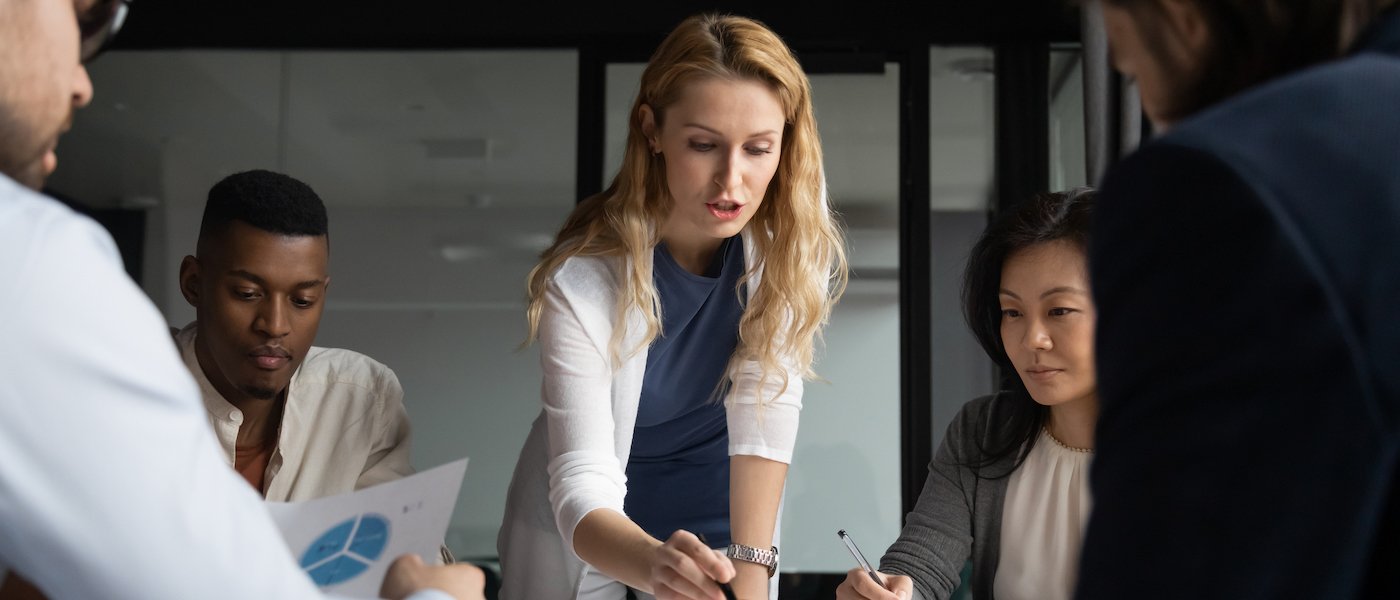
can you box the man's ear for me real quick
[1160,0,1211,70]
[178,255,202,308]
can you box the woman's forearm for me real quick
[573,508,664,593]
[729,454,788,599]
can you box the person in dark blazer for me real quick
[1076,1,1400,599]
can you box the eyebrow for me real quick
[997,286,1088,300]
[228,269,325,289]
[682,123,780,138]
[1039,286,1087,299]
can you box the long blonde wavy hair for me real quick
[525,13,847,405]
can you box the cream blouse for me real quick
[993,428,1094,600]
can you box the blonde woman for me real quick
[497,13,845,600]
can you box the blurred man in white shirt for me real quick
[0,0,482,598]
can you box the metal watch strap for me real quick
[725,543,778,578]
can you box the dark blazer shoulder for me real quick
[1143,49,1400,420]
[1161,47,1400,202]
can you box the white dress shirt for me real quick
[176,323,415,501]
[994,428,1094,600]
[497,229,801,600]
[0,174,449,600]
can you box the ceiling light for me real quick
[440,245,488,262]
[120,195,159,208]
[947,58,994,81]
[513,233,555,252]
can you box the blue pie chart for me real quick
[300,513,391,586]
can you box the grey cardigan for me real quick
[880,393,1020,600]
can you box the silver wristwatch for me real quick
[726,543,779,578]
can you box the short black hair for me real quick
[196,170,328,254]
[957,187,1096,477]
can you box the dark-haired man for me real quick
[0,0,479,598]
[176,169,413,501]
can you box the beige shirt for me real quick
[993,428,1094,600]
[176,322,414,502]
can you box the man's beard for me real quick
[239,384,281,401]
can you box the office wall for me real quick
[310,205,567,558]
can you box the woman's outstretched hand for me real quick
[648,530,736,600]
[835,567,912,600]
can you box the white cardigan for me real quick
[497,229,803,600]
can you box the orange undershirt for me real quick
[233,395,284,496]
[234,439,275,496]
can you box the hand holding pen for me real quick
[834,530,914,600]
[695,533,740,600]
[648,531,735,600]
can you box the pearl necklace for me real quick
[1043,426,1093,453]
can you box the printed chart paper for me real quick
[265,458,469,598]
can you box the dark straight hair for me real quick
[1109,0,1399,122]
[959,187,1096,477]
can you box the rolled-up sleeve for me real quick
[538,272,628,552]
[724,349,804,464]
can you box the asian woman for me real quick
[837,188,1097,600]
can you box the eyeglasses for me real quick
[79,0,131,64]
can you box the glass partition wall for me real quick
[786,64,905,573]
[1050,45,1088,191]
[927,46,997,453]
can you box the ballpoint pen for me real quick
[838,529,887,589]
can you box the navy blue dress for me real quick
[623,235,746,548]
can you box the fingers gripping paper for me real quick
[265,458,469,598]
